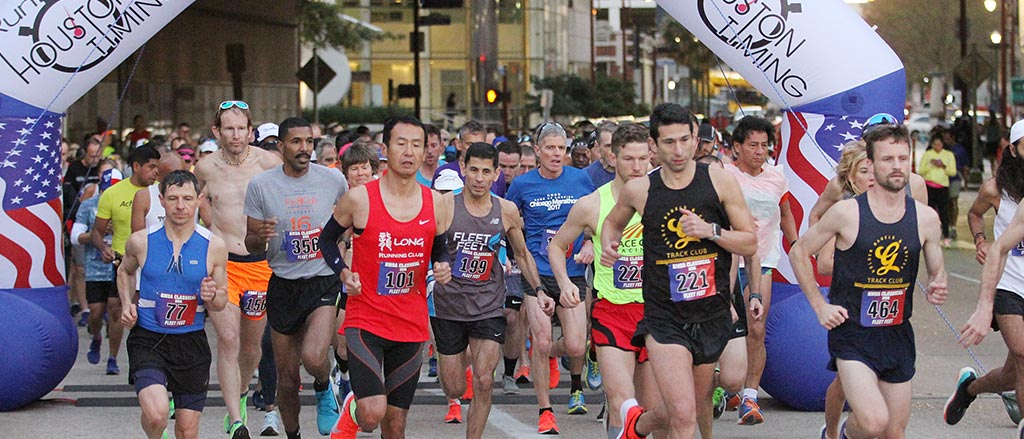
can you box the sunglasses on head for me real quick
[861,113,899,135]
[219,100,249,110]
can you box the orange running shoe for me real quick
[616,398,647,439]
[725,392,741,411]
[549,357,560,389]
[329,392,358,439]
[538,410,559,434]
[462,367,474,401]
[516,364,532,380]
[444,400,463,424]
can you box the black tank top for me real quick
[831,193,920,327]
[642,164,732,323]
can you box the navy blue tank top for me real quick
[831,193,920,327]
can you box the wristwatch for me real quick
[709,223,722,242]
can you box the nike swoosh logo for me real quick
[494,333,502,337]
[419,219,430,225]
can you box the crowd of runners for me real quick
[59,98,1024,439]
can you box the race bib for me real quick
[454,248,494,281]
[540,229,573,259]
[613,256,643,290]
[377,261,423,296]
[859,289,906,327]
[507,259,522,275]
[668,258,716,302]
[1012,241,1024,257]
[281,228,322,262]
[240,290,267,318]
[154,292,198,328]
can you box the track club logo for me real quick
[868,235,909,277]
[0,0,168,84]
[695,0,808,98]
[661,206,701,250]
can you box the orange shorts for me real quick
[227,259,272,320]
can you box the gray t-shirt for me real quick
[244,164,348,279]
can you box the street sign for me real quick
[297,55,336,92]
[1013,77,1024,105]
[954,49,994,89]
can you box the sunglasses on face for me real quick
[219,100,249,110]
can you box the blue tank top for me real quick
[138,224,212,334]
[831,193,920,327]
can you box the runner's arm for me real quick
[205,235,229,312]
[130,188,149,233]
[503,201,543,294]
[968,179,999,264]
[917,203,948,306]
[789,202,850,328]
[600,177,646,267]
[780,196,799,246]
[808,178,843,226]
[962,199,1024,346]
[710,168,758,257]
[548,195,595,303]
[117,231,145,328]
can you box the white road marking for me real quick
[419,388,535,437]
[949,272,981,284]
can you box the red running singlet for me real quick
[343,179,436,342]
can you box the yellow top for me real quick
[96,179,146,254]
[918,149,957,187]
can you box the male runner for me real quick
[520,145,538,173]
[549,123,657,439]
[583,122,619,188]
[600,103,758,438]
[329,115,454,439]
[433,142,545,439]
[432,120,505,195]
[949,120,1024,432]
[244,117,348,438]
[417,124,444,187]
[91,145,162,375]
[789,123,948,439]
[508,121,596,433]
[722,115,798,425]
[194,100,281,437]
[131,152,188,232]
[497,140,522,186]
[118,170,229,439]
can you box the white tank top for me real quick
[995,192,1024,294]
[145,184,165,228]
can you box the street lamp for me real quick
[992,29,1003,44]
[986,0,998,12]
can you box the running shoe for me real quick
[252,390,266,412]
[597,402,606,422]
[567,390,588,415]
[560,355,570,372]
[737,397,764,425]
[315,384,340,435]
[616,398,646,439]
[87,337,101,365]
[549,357,560,389]
[428,356,438,378]
[228,420,250,439]
[502,374,520,395]
[78,311,90,327]
[462,367,474,401]
[337,374,352,406]
[105,357,119,375]
[725,392,740,411]
[712,386,726,419]
[70,302,82,317]
[943,366,978,425]
[444,400,463,424]
[515,365,531,384]
[585,348,602,391]
[538,410,560,435]
[261,409,282,436]
[240,394,249,424]
[169,398,175,420]
[330,392,359,439]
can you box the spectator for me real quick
[918,134,957,247]
[126,114,151,146]
[944,130,970,240]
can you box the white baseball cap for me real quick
[1011,119,1024,144]
[198,140,219,153]
[255,123,279,144]
[433,168,464,192]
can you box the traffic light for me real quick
[485,88,504,105]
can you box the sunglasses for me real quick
[861,113,899,135]
[219,100,249,110]
[534,121,566,139]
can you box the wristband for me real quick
[527,285,543,297]
[749,293,763,302]
[973,232,987,242]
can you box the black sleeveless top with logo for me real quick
[831,193,920,327]
[642,164,732,323]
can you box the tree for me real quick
[298,0,392,50]
[526,74,648,119]
[861,0,999,85]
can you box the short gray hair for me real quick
[534,122,567,144]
